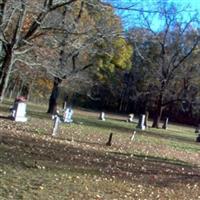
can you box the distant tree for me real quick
[0,0,81,102]
[127,2,200,127]
[0,0,130,115]
[44,0,132,113]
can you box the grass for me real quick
[0,100,200,199]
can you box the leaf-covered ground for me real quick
[0,101,200,199]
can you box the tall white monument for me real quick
[13,102,27,122]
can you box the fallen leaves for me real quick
[0,107,200,199]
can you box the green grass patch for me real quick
[0,101,200,199]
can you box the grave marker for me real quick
[137,114,145,130]
[196,134,200,142]
[52,115,61,136]
[99,112,105,121]
[195,124,200,133]
[63,107,73,123]
[128,114,134,122]
[106,133,113,146]
[13,102,27,122]
[130,131,136,141]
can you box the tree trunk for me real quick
[152,94,163,128]
[17,79,25,97]
[119,87,128,112]
[0,47,13,102]
[47,77,62,114]
[144,111,149,127]
[26,78,35,101]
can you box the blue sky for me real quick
[105,0,200,11]
[105,0,200,30]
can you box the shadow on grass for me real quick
[27,109,51,120]
[0,105,11,113]
[0,115,12,120]
[109,150,192,168]
[143,129,197,145]
[74,116,134,133]
[1,132,200,188]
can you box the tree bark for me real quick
[26,77,35,101]
[47,77,62,114]
[144,111,149,127]
[152,94,163,128]
[0,46,13,102]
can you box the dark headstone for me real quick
[106,133,113,146]
[195,124,200,133]
[196,134,200,142]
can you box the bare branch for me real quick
[49,0,77,11]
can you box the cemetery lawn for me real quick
[0,101,200,200]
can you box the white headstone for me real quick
[99,112,105,121]
[141,115,145,130]
[128,114,134,122]
[14,102,27,122]
[137,114,145,130]
[52,115,61,136]
[63,108,73,123]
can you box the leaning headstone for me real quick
[63,107,73,123]
[196,134,200,142]
[63,95,68,110]
[130,131,136,141]
[99,112,105,121]
[106,133,113,146]
[52,115,61,136]
[128,114,134,122]
[13,102,28,122]
[195,124,200,133]
[63,101,67,110]
[137,114,145,130]
[162,117,169,129]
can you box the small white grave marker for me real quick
[128,114,134,122]
[99,112,105,121]
[137,114,145,130]
[52,115,61,136]
[130,131,136,141]
[13,102,27,122]
[63,108,73,123]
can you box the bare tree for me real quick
[0,0,125,118]
[0,0,84,102]
[127,2,200,127]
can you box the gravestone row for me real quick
[99,112,169,131]
[7,100,200,143]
